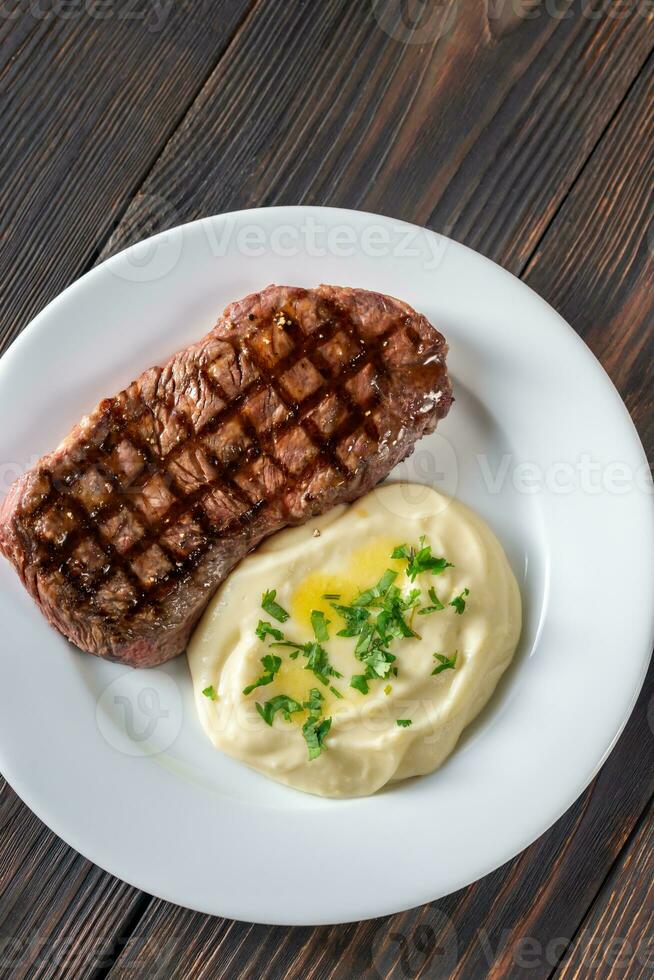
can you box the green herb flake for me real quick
[261,588,289,623]
[256,694,302,726]
[418,586,445,615]
[242,653,282,696]
[350,674,370,695]
[352,569,398,607]
[255,620,284,642]
[303,687,324,713]
[360,646,396,679]
[321,593,341,600]
[202,685,217,700]
[330,685,344,699]
[404,587,422,607]
[432,651,458,675]
[393,538,453,581]
[332,603,370,637]
[396,719,412,728]
[310,609,330,642]
[384,684,392,696]
[270,638,342,684]
[303,641,343,685]
[302,715,332,760]
[449,588,470,615]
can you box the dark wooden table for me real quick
[1,1,653,977]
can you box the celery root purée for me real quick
[187,483,522,798]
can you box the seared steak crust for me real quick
[0,285,452,666]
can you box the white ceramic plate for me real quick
[0,207,652,925]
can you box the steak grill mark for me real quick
[27,302,411,620]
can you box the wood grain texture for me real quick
[0,0,652,977]
[0,0,255,356]
[525,50,654,451]
[0,2,255,975]
[0,782,148,979]
[99,0,654,281]
[98,664,654,980]
[554,799,654,979]
[101,18,654,980]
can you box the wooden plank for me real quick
[0,3,257,976]
[364,53,654,980]
[525,51,654,449]
[0,0,256,356]
[99,0,654,283]
[554,799,654,980]
[101,667,654,980]
[0,781,147,979]
[102,18,654,980]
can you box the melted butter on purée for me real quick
[187,483,522,798]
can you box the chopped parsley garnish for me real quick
[301,687,331,760]
[261,588,289,623]
[392,539,453,581]
[332,603,370,636]
[350,674,369,695]
[242,654,282,695]
[251,539,463,727]
[202,685,217,700]
[374,589,416,639]
[256,694,302,726]
[255,620,284,642]
[302,714,332,760]
[304,641,342,684]
[310,609,330,642]
[404,587,422,607]
[271,639,341,685]
[432,651,458,675]
[358,643,396,679]
[329,572,423,691]
[418,586,445,615]
[303,687,324,714]
[449,588,470,615]
[352,569,398,607]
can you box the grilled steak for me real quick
[0,285,452,666]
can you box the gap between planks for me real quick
[546,790,654,979]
